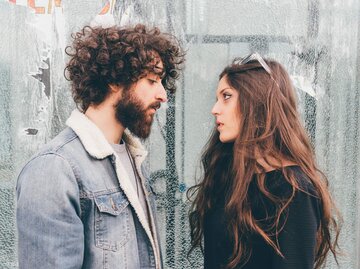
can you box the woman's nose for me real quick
[211,101,220,115]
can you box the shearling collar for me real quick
[65,109,148,161]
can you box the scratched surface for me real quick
[0,0,359,268]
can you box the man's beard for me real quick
[115,91,160,139]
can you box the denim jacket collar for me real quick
[66,109,161,268]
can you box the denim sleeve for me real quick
[16,153,84,269]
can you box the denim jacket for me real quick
[16,109,162,269]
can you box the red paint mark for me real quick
[28,0,46,14]
[48,0,62,13]
[8,0,62,13]
[54,0,61,7]
[99,1,110,15]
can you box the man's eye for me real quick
[148,79,157,84]
[223,93,232,100]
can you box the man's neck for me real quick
[85,103,125,144]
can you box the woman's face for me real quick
[211,76,241,143]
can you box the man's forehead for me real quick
[151,58,165,78]
[149,50,163,66]
[146,50,165,77]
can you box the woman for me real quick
[188,53,340,269]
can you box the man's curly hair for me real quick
[64,24,185,111]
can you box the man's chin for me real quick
[134,131,151,140]
[128,123,153,139]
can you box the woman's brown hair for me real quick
[188,57,341,268]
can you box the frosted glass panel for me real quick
[0,0,359,268]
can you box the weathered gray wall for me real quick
[0,0,359,268]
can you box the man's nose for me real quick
[156,84,168,102]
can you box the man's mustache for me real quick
[148,102,161,111]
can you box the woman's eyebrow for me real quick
[218,87,233,95]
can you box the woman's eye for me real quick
[223,93,232,100]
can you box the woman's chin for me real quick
[219,134,235,143]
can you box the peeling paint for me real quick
[30,58,51,98]
[24,128,39,135]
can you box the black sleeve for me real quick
[272,189,320,269]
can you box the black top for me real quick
[204,166,320,269]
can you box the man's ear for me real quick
[109,84,122,94]
[107,84,125,106]
[109,84,125,100]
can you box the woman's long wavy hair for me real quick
[188,58,341,269]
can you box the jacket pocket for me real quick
[94,189,131,251]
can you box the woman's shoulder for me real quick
[264,165,317,197]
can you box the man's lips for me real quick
[150,102,161,110]
[148,102,161,114]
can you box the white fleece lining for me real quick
[66,110,113,159]
[66,109,161,269]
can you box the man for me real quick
[16,24,184,269]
